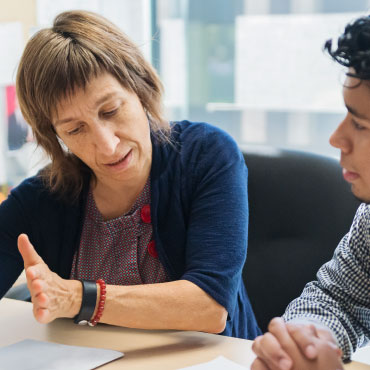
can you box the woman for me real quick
[0,10,260,338]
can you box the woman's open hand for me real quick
[18,234,81,323]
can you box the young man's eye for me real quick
[352,119,365,130]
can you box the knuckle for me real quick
[43,293,50,305]
[287,323,314,343]
[263,331,276,342]
[263,333,285,360]
[268,317,282,331]
[31,279,39,289]
[302,323,315,335]
[251,359,267,370]
[317,328,336,342]
[25,267,33,278]
[252,336,262,352]
[323,340,339,351]
[286,322,300,333]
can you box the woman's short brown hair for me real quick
[16,10,169,201]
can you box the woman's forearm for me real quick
[17,234,227,331]
[97,279,227,333]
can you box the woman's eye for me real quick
[352,119,365,130]
[102,108,118,117]
[67,125,83,135]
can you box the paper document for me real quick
[179,356,250,369]
[0,339,123,370]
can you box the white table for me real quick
[1,298,370,369]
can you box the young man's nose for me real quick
[329,117,351,154]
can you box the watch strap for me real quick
[74,280,97,325]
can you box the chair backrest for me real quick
[242,147,360,332]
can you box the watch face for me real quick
[78,320,88,325]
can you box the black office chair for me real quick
[4,147,360,330]
[243,147,360,332]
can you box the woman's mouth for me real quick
[108,156,125,166]
[342,168,360,182]
[105,150,133,170]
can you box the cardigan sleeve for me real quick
[0,181,33,298]
[180,124,248,319]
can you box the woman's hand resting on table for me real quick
[18,234,81,323]
[251,317,344,370]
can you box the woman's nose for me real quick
[93,124,120,156]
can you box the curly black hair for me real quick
[325,16,370,80]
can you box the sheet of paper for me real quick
[0,339,123,370]
[179,355,250,369]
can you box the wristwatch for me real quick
[73,280,97,325]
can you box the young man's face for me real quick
[330,73,370,202]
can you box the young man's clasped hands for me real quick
[252,318,343,370]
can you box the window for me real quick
[1,0,369,197]
[156,0,370,157]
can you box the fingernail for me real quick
[279,358,292,370]
[305,344,317,358]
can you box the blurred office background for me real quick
[0,0,369,198]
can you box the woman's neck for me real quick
[92,167,151,221]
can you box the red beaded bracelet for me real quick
[88,279,106,327]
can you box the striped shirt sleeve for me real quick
[283,203,370,360]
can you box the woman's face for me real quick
[53,72,152,187]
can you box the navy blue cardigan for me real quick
[0,121,260,339]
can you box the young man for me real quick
[252,16,370,370]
